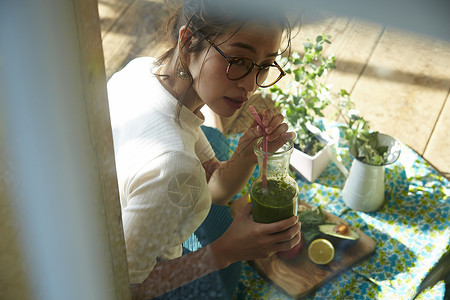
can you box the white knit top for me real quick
[107,57,215,283]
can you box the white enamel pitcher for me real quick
[329,133,401,212]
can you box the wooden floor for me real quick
[98,0,450,178]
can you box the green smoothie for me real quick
[251,179,298,223]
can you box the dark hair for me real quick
[155,0,294,117]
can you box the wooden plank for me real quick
[73,0,131,298]
[291,16,384,94]
[98,0,135,38]
[350,28,450,155]
[423,93,450,176]
[101,0,170,79]
[322,19,384,94]
[290,14,353,52]
[253,201,376,298]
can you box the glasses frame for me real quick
[204,37,286,88]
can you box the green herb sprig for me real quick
[336,90,389,165]
[298,206,326,245]
[264,34,392,165]
[264,34,335,156]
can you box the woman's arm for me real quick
[130,203,301,299]
[206,109,295,205]
[205,153,256,206]
[130,243,227,299]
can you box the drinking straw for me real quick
[249,105,267,190]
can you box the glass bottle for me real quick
[250,138,299,224]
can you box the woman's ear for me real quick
[178,26,193,63]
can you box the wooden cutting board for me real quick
[252,202,376,298]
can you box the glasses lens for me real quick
[227,58,254,80]
[256,65,284,87]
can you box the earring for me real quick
[176,66,188,80]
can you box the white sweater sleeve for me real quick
[121,150,211,284]
[195,128,215,163]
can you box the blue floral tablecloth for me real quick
[226,132,449,300]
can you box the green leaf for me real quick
[298,206,326,245]
[340,89,350,96]
[314,43,323,52]
[265,33,363,154]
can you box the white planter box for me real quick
[290,144,331,182]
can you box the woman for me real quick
[107,0,301,298]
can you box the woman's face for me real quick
[187,23,283,118]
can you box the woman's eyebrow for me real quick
[229,42,278,58]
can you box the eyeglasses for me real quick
[205,37,286,88]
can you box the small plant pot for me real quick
[290,143,331,182]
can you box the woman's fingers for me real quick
[267,122,288,141]
[266,132,296,153]
[282,131,296,140]
[260,109,274,128]
[265,112,284,134]
[242,201,253,217]
[225,207,302,260]
[258,110,294,142]
[277,232,302,251]
[246,108,294,142]
[256,221,301,253]
[262,215,300,234]
[274,221,301,242]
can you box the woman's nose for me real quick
[236,70,258,93]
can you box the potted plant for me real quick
[263,34,336,182]
[329,90,402,211]
[264,34,399,183]
[333,89,401,166]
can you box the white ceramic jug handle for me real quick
[327,145,349,177]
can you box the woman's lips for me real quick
[224,97,246,110]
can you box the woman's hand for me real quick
[235,108,296,163]
[210,202,302,266]
[207,109,295,205]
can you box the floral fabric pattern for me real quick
[227,129,449,300]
